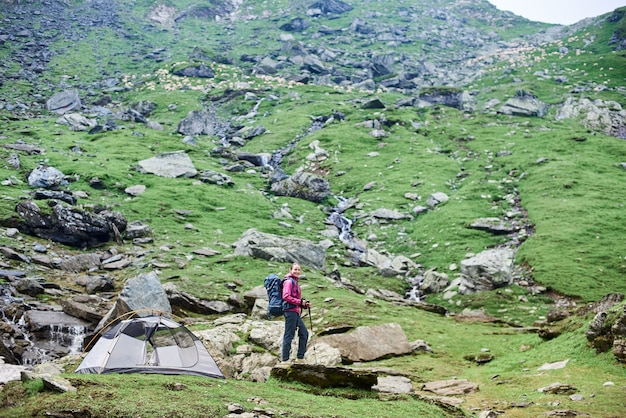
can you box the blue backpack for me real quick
[263,274,296,319]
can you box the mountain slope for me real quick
[0,1,625,417]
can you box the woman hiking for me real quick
[281,263,311,363]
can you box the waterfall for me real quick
[405,275,424,302]
[1,283,87,365]
[49,324,85,355]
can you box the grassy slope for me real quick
[0,1,625,417]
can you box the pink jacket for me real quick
[282,274,302,314]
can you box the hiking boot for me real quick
[293,358,305,364]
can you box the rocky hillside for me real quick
[1,1,626,417]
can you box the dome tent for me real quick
[75,315,224,379]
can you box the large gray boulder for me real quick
[458,249,515,294]
[358,248,418,277]
[270,170,330,203]
[557,97,626,138]
[96,271,171,331]
[27,165,67,189]
[498,91,548,117]
[12,201,127,248]
[177,110,216,136]
[417,88,476,111]
[55,113,97,131]
[46,90,81,114]
[136,151,197,178]
[316,323,412,362]
[232,228,326,270]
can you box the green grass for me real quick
[0,372,460,418]
[1,1,626,417]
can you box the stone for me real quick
[538,359,569,371]
[177,110,216,136]
[27,165,66,189]
[372,375,413,394]
[538,382,577,394]
[233,228,326,270]
[316,323,412,362]
[270,170,330,203]
[96,271,171,331]
[46,90,81,114]
[422,379,479,396]
[426,192,449,208]
[136,151,197,178]
[458,249,515,294]
[271,364,378,389]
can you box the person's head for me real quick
[289,263,301,277]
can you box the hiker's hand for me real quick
[301,299,311,308]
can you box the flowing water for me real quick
[0,283,87,365]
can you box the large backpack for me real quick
[264,274,285,319]
[263,274,296,319]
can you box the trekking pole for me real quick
[308,305,317,364]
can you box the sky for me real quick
[487,0,626,25]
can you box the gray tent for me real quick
[75,315,224,379]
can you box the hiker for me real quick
[281,263,311,363]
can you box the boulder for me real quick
[233,228,326,270]
[309,0,353,15]
[420,270,450,294]
[61,299,104,323]
[136,151,197,178]
[27,165,66,189]
[96,271,171,331]
[422,379,479,396]
[55,113,97,131]
[46,90,81,114]
[585,312,607,341]
[538,382,577,395]
[164,282,233,315]
[316,323,412,362]
[467,217,520,235]
[12,201,127,248]
[198,170,234,187]
[426,192,449,208]
[270,170,330,203]
[57,254,102,273]
[458,249,515,294]
[498,91,548,117]
[177,110,216,136]
[372,375,413,394]
[271,364,378,389]
[418,88,476,111]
